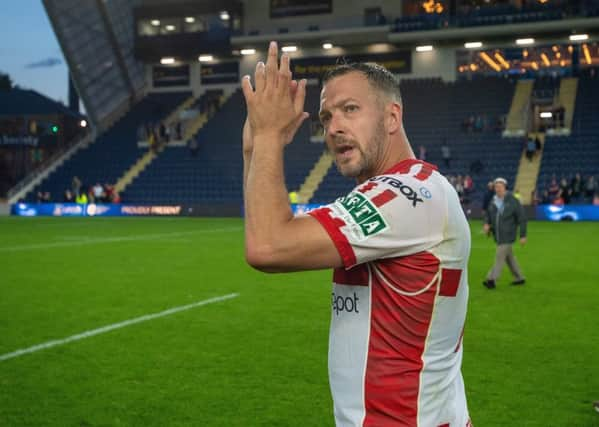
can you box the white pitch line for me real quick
[0,293,239,362]
[0,227,242,252]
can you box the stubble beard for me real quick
[332,120,386,180]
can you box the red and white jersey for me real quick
[309,159,471,427]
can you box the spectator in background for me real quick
[31,147,43,166]
[92,183,104,203]
[418,145,427,161]
[72,176,82,197]
[441,139,451,168]
[553,190,565,206]
[137,124,147,142]
[483,177,527,289]
[455,175,465,201]
[513,188,521,200]
[555,105,565,128]
[159,123,166,143]
[585,175,597,200]
[570,173,583,199]
[559,177,572,204]
[104,183,114,203]
[63,189,74,202]
[462,115,474,132]
[463,175,474,194]
[112,191,121,204]
[474,115,484,132]
[41,192,51,203]
[36,191,43,203]
[548,177,560,200]
[525,137,537,162]
[76,191,88,204]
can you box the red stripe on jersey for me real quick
[438,424,450,427]
[358,182,378,193]
[371,189,398,207]
[333,264,369,286]
[413,163,434,181]
[363,252,441,426]
[309,207,357,268]
[440,268,462,297]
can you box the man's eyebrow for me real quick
[319,98,359,116]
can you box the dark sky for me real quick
[0,1,68,102]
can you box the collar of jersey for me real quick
[382,158,438,175]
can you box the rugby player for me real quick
[242,41,472,426]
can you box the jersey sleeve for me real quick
[308,174,447,269]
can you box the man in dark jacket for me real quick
[483,177,527,289]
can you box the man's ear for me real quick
[387,102,402,134]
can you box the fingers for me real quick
[289,80,298,99]
[278,53,292,94]
[265,41,278,91]
[241,75,254,105]
[254,61,265,93]
[293,79,307,115]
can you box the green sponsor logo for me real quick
[336,192,388,238]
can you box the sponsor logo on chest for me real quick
[369,176,424,207]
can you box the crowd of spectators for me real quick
[447,174,475,205]
[35,176,121,204]
[137,120,184,151]
[532,173,599,205]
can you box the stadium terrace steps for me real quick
[557,77,578,131]
[514,133,545,205]
[114,94,207,195]
[113,150,157,194]
[163,94,197,126]
[504,79,534,137]
[298,150,334,203]
[180,94,229,142]
[116,93,231,196]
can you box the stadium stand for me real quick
[28,92,189,201]
[537,72,599,202]
[124,86,324,204]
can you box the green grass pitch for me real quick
[0,217,598,426]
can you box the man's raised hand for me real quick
[241,41,309,146]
